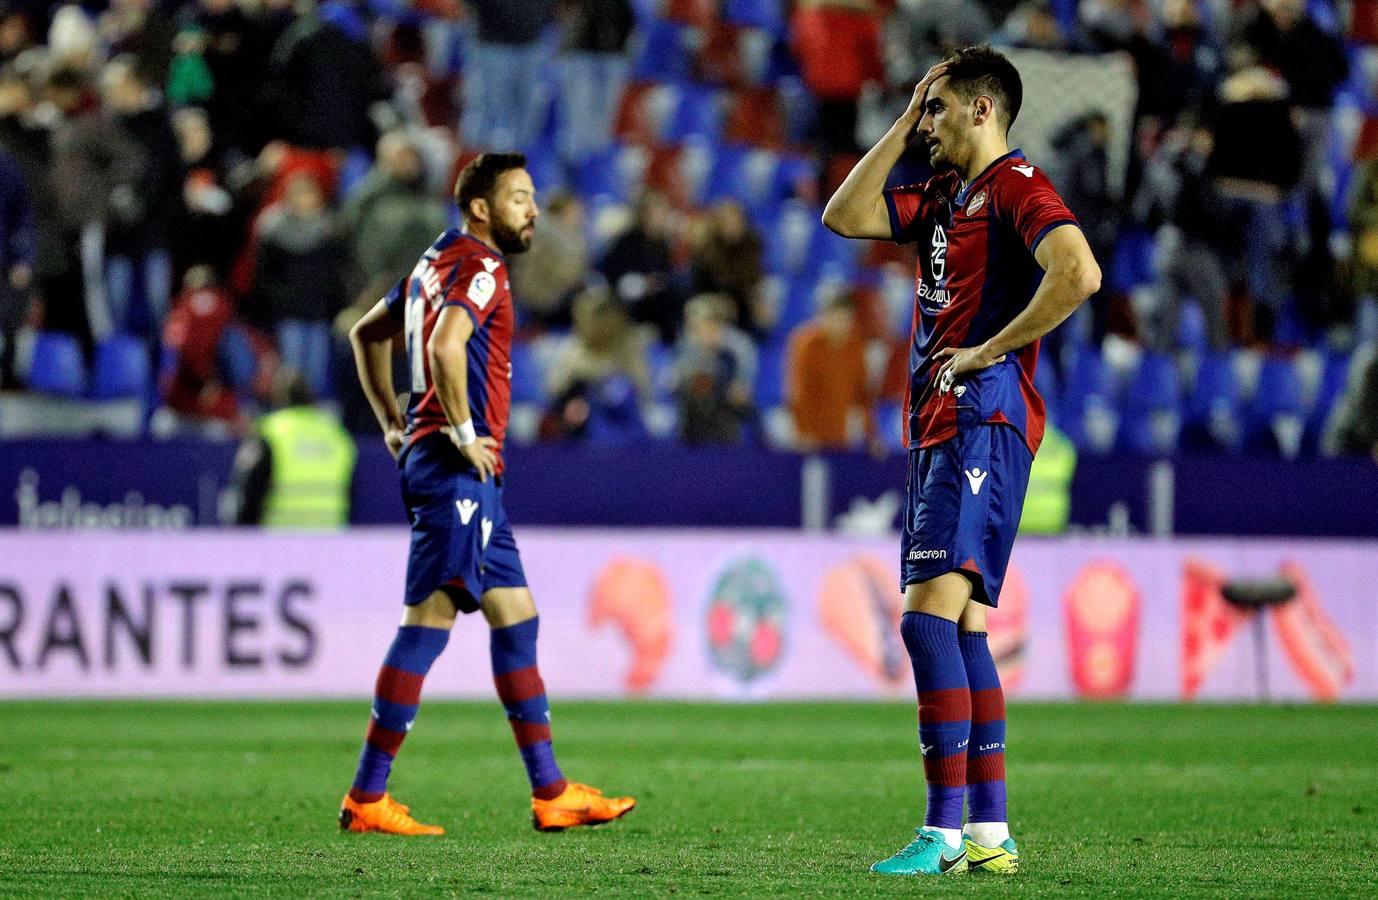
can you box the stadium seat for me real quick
[1176,299,1208,355]
[632,20,692,81]
[1183,351,1242,451]
[647,340,676,403]
[1061,346,1119,454]
[27,331,85,398]
[804,224,861,281]
[762,199,819,276]
[1247,356,1305,457]
[1306,350,1354,444]
[724,0,786,35]
[754,338,787,409]
[663,84,725,143]
[90,333,151,401]
[509,341,545,406]
[1118,351,1181,455]
[337,146,374,200]
[1034,355,1062,413]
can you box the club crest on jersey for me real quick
[966,189,987,216]
[468,271,497,309]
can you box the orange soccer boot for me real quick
[339,793,444,835]
[531,782,636,832]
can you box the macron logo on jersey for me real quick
[456,498,478,524]
[481,258,500,273]
[964,467,989,495]
[1012,164,1035,178]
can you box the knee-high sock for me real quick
[491,617,567,799]
[900,611,969,830]
[960,630,1007,824]
[350,624,451,803]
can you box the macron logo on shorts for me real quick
[964,467,989,495]
[908,548,948,561]
[456,498,478,524]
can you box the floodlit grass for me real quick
[1,701,1375,896]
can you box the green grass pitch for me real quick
[1,701,1375,897]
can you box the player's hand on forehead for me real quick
[904,62,949,121]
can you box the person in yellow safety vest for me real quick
[225,369,357,528]
[1018,420,1076,535]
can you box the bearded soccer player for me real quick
[340,153,636,835]
[823,46,1100,875]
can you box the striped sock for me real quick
[960,630,1007,825]
[349,624,450,803]
[900,611,970,830]
[490,617,567,800]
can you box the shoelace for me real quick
[894,830,942,860]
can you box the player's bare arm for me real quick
[429,305,499,481]
[349,298,407,458]
[933,224,1100,392]
[821,63,948,239]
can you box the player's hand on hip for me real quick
[384,425,406,460]
[456,435,500,482]
[933,343,1005,394]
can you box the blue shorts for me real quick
[399,433,526,611]
[900,424,1033,607]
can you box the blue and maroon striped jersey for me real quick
[883,149,1077,455]
[386,230,514,473]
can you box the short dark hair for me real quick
[453,152,527,217]
[943,45,1023,133]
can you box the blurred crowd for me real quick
[0,0,1375,460]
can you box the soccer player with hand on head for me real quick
[341,153,636,836]
[823,45,1101,875]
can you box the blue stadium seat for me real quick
[1065,345,1117,407]
[724,0,786,35]
[775,272,823,335]
[1184,351,1242,451]
[1118,351,1180,455]
[1246,355,1304,454]
[509,341,545,406]
[518,142,566,196]
[762,200,818,276]
[1176,299,1208,355]
[663,84,724,143]
[632,20,691,80]
[1060,346,1119,454]
[1306,351,1352,443]
[1107,226,1155,291]
[27,331,86,398]
[804,224,860,281]
[90,333,151,401]
[773,154,817,203]
[1033,355,1061,413]
[754,338,787,409]
[337,146,374,200]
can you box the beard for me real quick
[491,216,534,255]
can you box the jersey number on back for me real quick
[404,256,441,393]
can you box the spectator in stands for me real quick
[100,0,177,88]
[101,55,181,336]
[885,0,990,87]
[258,1,390,151]
[1209,42,1302,341]
[1237,0,1348,332]
[544,286,651,444]
[1347,160,1378,310]
[674,293,756,445]
[463,0,555,151]
[1137,122,1231,351]
[47,64,143,344]
[558,0,634,164]
[1126,0,1220,179]
[173,107,240,276]
[690,200,768,338]
[995,0,1075,51]
[785,286,878,454]
[0,64,64,351]
[251,172,348,398]
[1050,112,1119,343]
[0,5,37,66]
[47,4,102,73]
[599,189,684,345]
[339,130,448,300]
[1324,342,1378,462]
[187,0,260,157]
[0,146,34,387]
[509,190,587,330]
[791,0,884,171]
[154,264,243,438]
